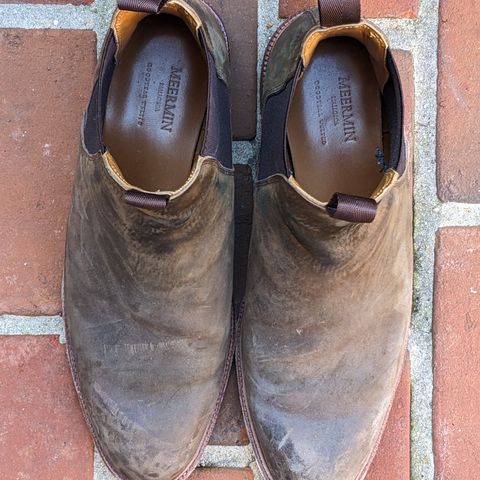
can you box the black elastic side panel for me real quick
[82,77,101,154]
[82,30,116,155]
[383,50,404,173]
[200,47,233,168]
[257,77,295,180]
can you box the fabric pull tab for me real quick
[124,190,168,210]
[327,193,377,223]
[118,0,167,14]
[318,0,361,27]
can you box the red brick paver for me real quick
[366,357,411,479]
[208,0,257,139]
[279,0,418,19]
[433,228,480,480]
[437,1,480,202]
[192,468,253,479]
[0,30,96,315]
[0,336,93,479]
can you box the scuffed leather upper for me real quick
[185,0,229,83]
[65,153,234,480]
[240,8,412,480]
[65,1,234,478]
[240,174,412,480]
[262,10,317,101]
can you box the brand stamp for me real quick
[137,62,153,126]
[338,76,357,143]
[314,79,327,146]
[160,64,184,132]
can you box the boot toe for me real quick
[83,376,208,480]
[251,402,388,480]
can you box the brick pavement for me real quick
[0,0,478,478]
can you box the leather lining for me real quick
[301,22,389,89]
[371,169,398,200]
[112,11,148,58]
[112,1,203,58]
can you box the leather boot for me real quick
[64,1,234,479]
[237,1,412,479]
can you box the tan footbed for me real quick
[287,25,390,202]
[104,13,207,192]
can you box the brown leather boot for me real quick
[64,1,234,479]
[237,1,412,479]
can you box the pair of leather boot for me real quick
[64,0,412,479]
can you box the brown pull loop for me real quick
[317,0,361,27]
[327,193,377,223]
[118,0,167,14]
[124,190,168,210]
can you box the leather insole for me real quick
[287,37,383,201]
[104,15,207,192]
